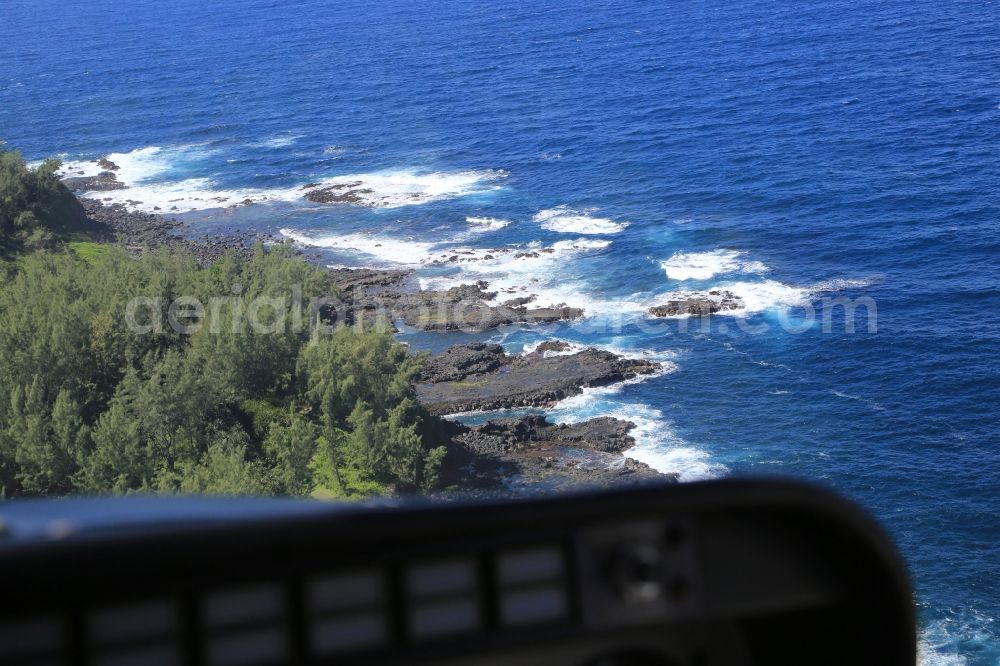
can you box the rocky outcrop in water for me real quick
[438,414,674,495]
[648,290,743,316]
[63,171,127,192]
[534,340,573,354]
[327,269,584,331]
[419,342,507,383]
[455,414,637,456]
[302,181,375,204]
[415,342,662,415]
[394,281,583,332]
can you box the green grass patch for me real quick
[68,241,108,265]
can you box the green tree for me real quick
[0,150,87,255]
[0,214,447,498]
[177,431,275,496]
[263,409,319,496]
[78,368,155,494]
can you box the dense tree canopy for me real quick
[0,228,446,499]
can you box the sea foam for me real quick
[533,206,629,234]
[280,229,612,275]
[660,249,768,281]
[916,615,997,666]
[58,145,179,184]
[546,389,726,482]
[279,228,438,265]
[465,216,511,231]
[60,145,507,213]
[646,279,811,318]
[413,238,623,313]
[720,280,810,313]
[308,169,508,208]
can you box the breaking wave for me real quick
[533,205,629,234]
[660,249,768,281]
[57,145,507,213]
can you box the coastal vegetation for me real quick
[0,151,90,263]
[0,151,447,499]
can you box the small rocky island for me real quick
[648,290,744,317]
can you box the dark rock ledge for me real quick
[63,171,127,192]
[78,197,279,264]
[436,415,675,496]
[415,342,662,415]
[415,343,676,493]
[328,270,584,332]
[648,290,743,317]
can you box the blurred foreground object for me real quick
[0,479,914,665]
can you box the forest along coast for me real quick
[96,196,674,495]
[0,152,674,499]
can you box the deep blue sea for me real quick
[3,0,999,661]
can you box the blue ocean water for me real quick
[3,0,999,661]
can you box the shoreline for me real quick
[75,191,677,494]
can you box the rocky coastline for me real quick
[326,270,584,332]
[68,171,677,494]
[78,197,282,264]
[438,415,670,497]
[416,342,661,415]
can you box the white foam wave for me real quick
[310,169,507,208]
[811,277,879,291]
[98,179,299,213]
[650,280,810,317]
[254,134,304,149]
[465,216,511,231]
[721,280,810,313]
[414,238,615,311]
[284,226,615,272]
[918,621,971,666]
[917,609,1000,666]
[279,228,438,265]
[58,146,178,184]
[521,339,678,364]
[533,206,629,234]
[59,145,507,213]
[521,340,589,357]
[547,392,726,482]
[57,145,297,213]
[660,249,768,281]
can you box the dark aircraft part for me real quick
[0,479,915,665]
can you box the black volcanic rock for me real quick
[415,344,662,415]
[63,171,126,192]
[648,290,743,317]
[325,269,585,332]
[438,414,675,494]
[455,414,637,455]
[302,181,374,204]
[534,340,572,354]
[419,342,507,383]
[77,198,265,264]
